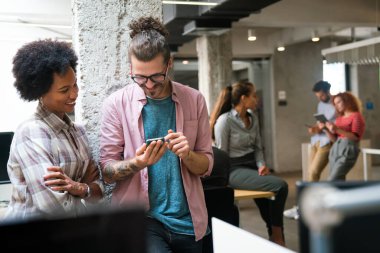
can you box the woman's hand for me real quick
[258,166,270,176]
[44,166,87,197]
[325,121,336,134]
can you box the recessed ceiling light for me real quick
[0,21,71,29]
[248,29,257,41]
[311,31,320,42]
[162,1,218,6]
[277,46,285,52]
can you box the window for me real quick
[323,63,347,95]
[0,40,38,132]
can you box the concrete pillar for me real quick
[72,0,162,161]
[196,32,232,113]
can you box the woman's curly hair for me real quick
[333,92,363,116]
[128,17,170,64]
[12,39,78,101]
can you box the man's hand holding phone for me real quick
[146,137,168,146]
[134,137,168,169]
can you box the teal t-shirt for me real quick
[143,96,194,235]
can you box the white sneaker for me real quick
[283,206,299,220]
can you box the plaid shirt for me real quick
[6,103,102,219]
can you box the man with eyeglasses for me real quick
[99,17,213,253]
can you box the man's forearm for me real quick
[103,159,141,183]
[182,151,209,175]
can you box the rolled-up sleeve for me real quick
[99,95,125,169]
[195,94,214,176]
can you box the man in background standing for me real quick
[284,80,336,219]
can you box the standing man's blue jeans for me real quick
[146,217,203,253]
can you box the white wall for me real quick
[0,40,37,132]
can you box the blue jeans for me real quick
[146,217,203,253]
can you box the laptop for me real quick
[212,217,295,253]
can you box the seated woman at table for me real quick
[210,81,288,246]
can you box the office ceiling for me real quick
[0,0,379,58]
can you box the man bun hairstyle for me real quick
[128,17,171,64]
[129,16,169,39]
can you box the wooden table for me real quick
[234,189,275,201]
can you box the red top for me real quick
[335,112,365,140]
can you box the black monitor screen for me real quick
[297,180,380,253]
[0,132,13,184]
[0,206,146,253]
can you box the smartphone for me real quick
[146,137,166,146]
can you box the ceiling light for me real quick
[277,46,285,52]
[0,21,71,29]
[247,29,257,41]
[182,60,189,64]
[312,37,320,42]
[162,1,218,6]
[311,31,320,42]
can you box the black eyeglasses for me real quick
[130,65,168,86]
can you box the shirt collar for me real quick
[36,102,76,133]
[231,108,252,118]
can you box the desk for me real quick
[362,148,380,181]
[234,189,275,201]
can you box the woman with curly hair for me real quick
[210,81,288,246]
[6,39,103,220]
[319,92,365,180]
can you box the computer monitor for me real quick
[0,132,13,184]
[297,180,380,253]
[0,206,146,253]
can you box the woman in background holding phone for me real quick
[319,92,365,181]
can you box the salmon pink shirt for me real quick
[100,82,213,241]
[335,112,365,140]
